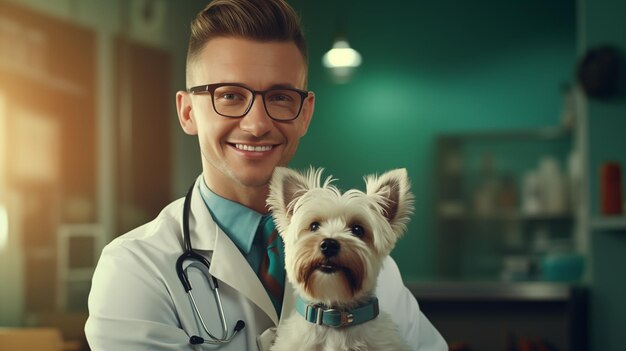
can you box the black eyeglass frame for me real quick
[187,83,310,121]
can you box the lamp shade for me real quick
[322,39,362,68]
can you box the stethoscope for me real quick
[175,183,246,346]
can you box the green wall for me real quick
[290,0,576,280]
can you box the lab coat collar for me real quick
[182,176,279,325]
[185,176,216,251]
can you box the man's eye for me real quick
[268,94,291,102]
[350,224,365,237]
[310,222,320,232]
[219,93,244,101]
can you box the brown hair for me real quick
[186,0,307,82]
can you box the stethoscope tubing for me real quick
[177,181,245,345]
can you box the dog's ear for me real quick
[365,168,414,237]
[267,167,315,233]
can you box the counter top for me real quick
[407,281,587,302]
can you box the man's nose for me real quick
[239,96,273,137]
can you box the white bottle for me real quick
[538,156,566,215]
[522,170,542,215]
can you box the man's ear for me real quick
[365,168,414,237]
[267,167,317,235]
[176,90,197,135]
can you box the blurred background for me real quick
[0,0,624,350]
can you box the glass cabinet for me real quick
[435,127,583,282]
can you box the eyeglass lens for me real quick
[212,85,303,120]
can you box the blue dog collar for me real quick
[295,295,380,328]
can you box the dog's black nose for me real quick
[320,238,340,257]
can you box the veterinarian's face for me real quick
[177,38,314,195]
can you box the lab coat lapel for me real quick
[210,229,279,325]
[280,281,295,324]
[185,176,279,325]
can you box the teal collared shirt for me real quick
[198,178,269,273]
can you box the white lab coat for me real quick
[85,176,447,351]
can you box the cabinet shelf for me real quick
[439,126,572,142]
[438,203,573,222]
[590,216,626,231]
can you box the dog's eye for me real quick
[350,224,365,237]
[310,222,320,232]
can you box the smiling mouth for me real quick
[232,143,275,152]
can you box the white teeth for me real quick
[235,144,273,152]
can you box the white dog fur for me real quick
[267,167,413,351]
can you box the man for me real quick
[85,0,447,350]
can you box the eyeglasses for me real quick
[188,83,309,121]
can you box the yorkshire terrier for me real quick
[267,167,413,351]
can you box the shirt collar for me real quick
[198,176,263,254]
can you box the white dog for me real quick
[267,167,413,351]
